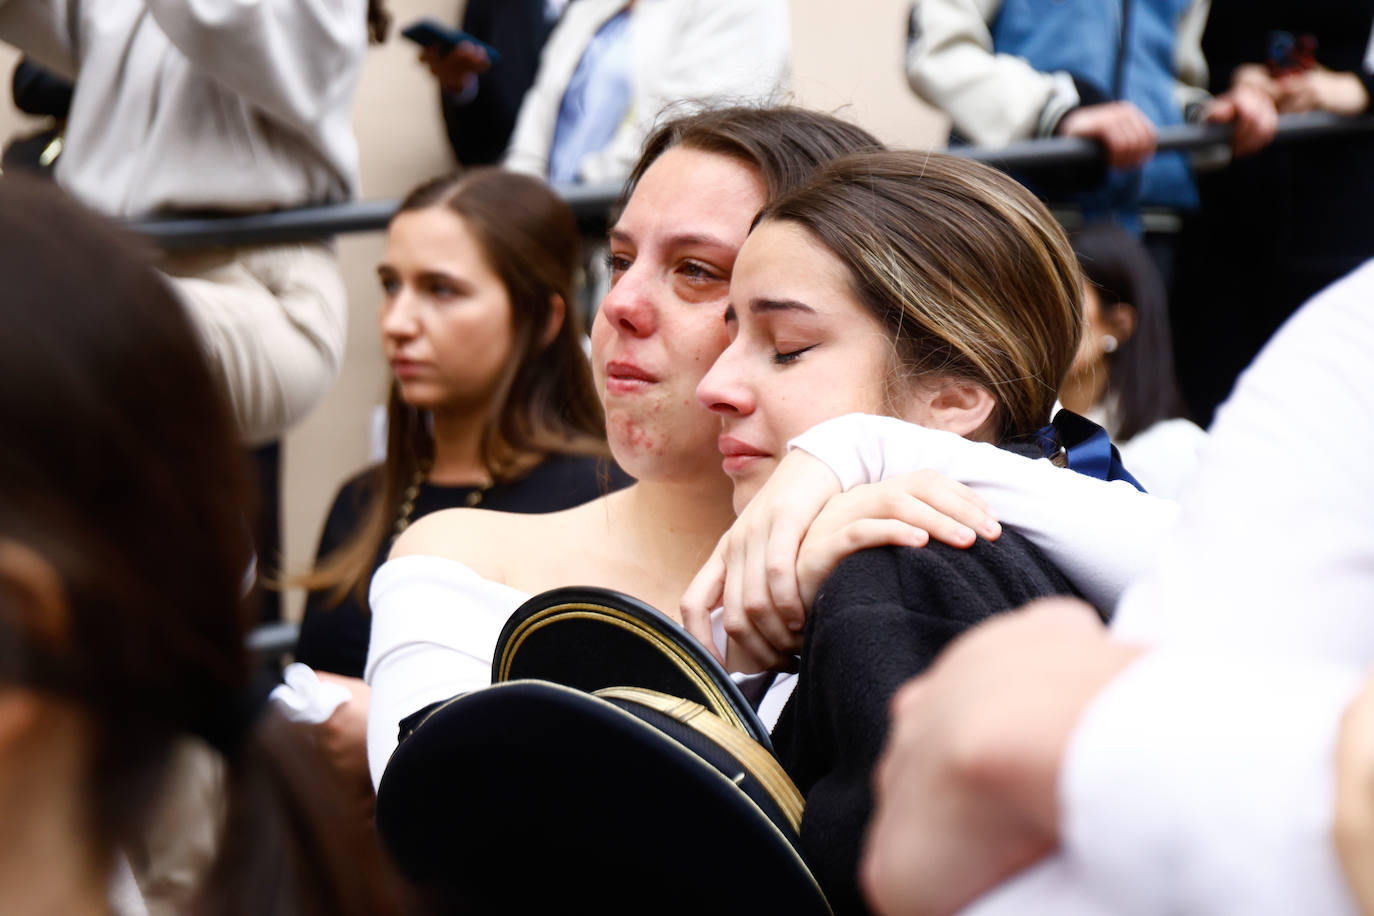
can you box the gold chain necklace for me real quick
[391,467,493,544]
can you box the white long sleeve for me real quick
[788,414,1179,612]
[1063,651,1361,916]
[145,0,367,131]
[905,0,1070,145]
[905,0,1209,146]
[966,261,1374,913]
[1111,261,1374,661]
[965,652,1362,916]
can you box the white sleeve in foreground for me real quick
[1061,650,1363,916]
[363,555,530,789]
[788,413,1178,612]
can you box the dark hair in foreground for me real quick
[1070,223,1189,440]
[0,178,402,914]
[304,168,609,608]
[759,151,1084,443]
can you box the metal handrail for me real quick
[248,620,300,657]
[135,111,1374,251]
[134,179,626,249]
[957,109,1374,171]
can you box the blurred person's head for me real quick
[593,106,883,483]
[698,151,1083,510]
[1064,222,1188,440]
[309,168,606,607]
[0,177,398,914]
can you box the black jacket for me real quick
[772,533,1079,915]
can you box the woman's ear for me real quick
[900,378,999,442]
[0,540,70,651]
[540,294,568,349]
[1106,302,1138,347]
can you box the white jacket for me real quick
[504,0,790,184]
[0,0,365,217]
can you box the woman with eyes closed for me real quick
[689,149,1177,913]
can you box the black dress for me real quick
[295,453,631,678]
[771,533,1079,915]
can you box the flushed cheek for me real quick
[606,410,659,456]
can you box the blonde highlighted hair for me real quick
[759,151,1083,442]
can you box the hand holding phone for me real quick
[403,18,502,94]
[401,18,502,63]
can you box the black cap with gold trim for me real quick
[374,587,831,914]
[494,585,773,749]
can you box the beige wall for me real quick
[0,0,947,620]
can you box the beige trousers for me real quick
[160,241,348,446]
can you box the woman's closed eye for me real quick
[772,343,818,366]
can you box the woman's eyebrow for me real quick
[750,297,817,315]
[415,269,470,289]
[607,227,733,254]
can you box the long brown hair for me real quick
[305,168,608,608]
[759,151,1083,442]
[0,177,402,912]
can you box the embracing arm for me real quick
[790,413,1178,613]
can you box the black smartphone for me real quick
[401,18,502,64]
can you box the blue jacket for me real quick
[991,0,1199,218]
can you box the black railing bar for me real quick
[247,620,299,656]
[957,110,1374,171]
[131,112,1374,249]
[130,183,624,250]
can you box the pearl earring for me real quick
[1101,334,1118,354]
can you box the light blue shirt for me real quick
[547,9,633,184]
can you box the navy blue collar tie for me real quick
[1034,409,1146,492]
